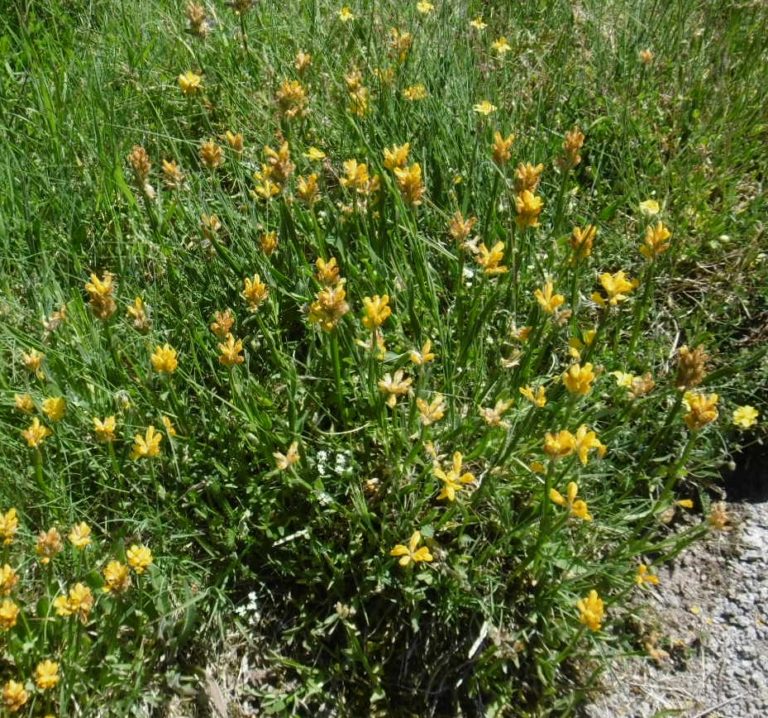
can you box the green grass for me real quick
[0,0,766,715]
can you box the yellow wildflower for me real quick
[308,283,350,331]
[0,599,20,631]
[534,280,565,314]
[635,563,660,587]
[36,528,63,564]
[403,84,428,101]
[35,660,60,691]
[574,425,607,465]
[68,522,91,549]
[178,70,202,95]
[708,502,730,531]
[639,49,654,64]
[409,339,436,366]
[470,16,487,30]
[162,159,185,189]
[543,430,576,460]
[126,544,153,574]
[276,79,308,119]
[162,416,177,437]
[54,583,93,622]
[514,162,544,193]
[417,394,446,426]
[639,198,660,216]
[434,451,475,501]
[473,100,497,115]
[733,405,759,429]
[492,131,515,165]
[0,510,18,545]
[383,143,410,170]
[14,393,34,413]
[22,417,52,448]
[218,333,245,367]
[448,211,477,245]
[210,309,235,339]
[315,257,341,286]
[127,296,150,332]
[520,385,547,408]
[515,190,544,228]
[42,397,66,422]
[640,221,672,259]
[362,294,391,330]
[297,173,320,204]
[242,274,269,311]
[389,28,413,63]
[394,163,425,205]
[550,481,592,521]
[677,499,694,509]
[683,392,719,431]
[676,345,708,390]
[151,344,178,374]
[479,399,514,428]
[416,0,434,14]
[2,680,27,713]
[378,370,413,408]
[305,147,326,161]
[338,6,354,22]
[295,50,312,73]
[85,271,117,319]
[131,425,162,460]
[273,441,300,471]
[491,36,511,55]
[577,590,605,631]
[476,242,508,275]
[561,126,585,168]
[390,531,433,566]
[0,565,18,596]
[93,416,117,443]
[340,159,379,195]
[22,349,45,377]
[563,363,596,396]
[102,560,132,594]
[570,225,597,259]
[592,270,636,306]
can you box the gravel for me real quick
[585,498,768,718]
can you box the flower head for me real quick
[394,163,425,205]
[225,130,244,153]
[417,394,446,426]
[273,441,300,471]
[448,211,477,245]
[309,283,350,332]
[409,339,436,366]
[85,271,117,319]
[550,481,592,521]
[383,143,410,170]
[563,363,596,396]
[131,425,163,460]
[570,225,597,259]
[53,582,93,622]
[22,417,52,448]
[0,599,20,630]
[733,405,759,429]
[296,173,320,204]
[218,334,245,367]
[162,160,185,189]
[514,162,544,193]
[574,425,607,465]
[473,100,497,116]
[479,399,514,427]
[403,84,428,101]
[41,397,66,422]
[210,309,235,339]
[416,0,434,14]
[276,80,308,119]
[68,522,92,549]
[162,416,177,437]
[151,344,178,374]
[577,590,604,631]
[2,680,27,713]
[178,70,202,95]
[93,415,117,443]
[543,430,576,460]
[390,531,433,566]
[242,274,269,312]
[640,222,672,260]
[14,393,35,413]
[515,190,544,228]
[470,16,487,30]
[534,280,565,314]
[491,36,511,55]
[103,560,131,594]
[127,296,151,332]
[491,131,515,165]
[200,139,223,169]
[434,451,475,501]
[683,392,719,431]
[676,345,708,390]
[0,565,19,596]
[362,295,391,330]
[35,660,60,691]
[36,528,63,564]
[635,563,660,587]
[338,6,354,22]
[560,126,585,169]
[592,270,637,306]
[639,199,660,216]
[520,385,547,408]
[475,242,508,275]
[0,510,18,546]
[378,370,413,408]
[127,544,153,574]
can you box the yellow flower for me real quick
[85,271,117,320]
[296,173,320,204]
[390,531,433,566]
[273,441,300,471]
[534,280,565,314]
[416,0,434,14]
[520,385,547,408]
[35,660,60,691]
[42,396,66,422]
[635,563,660,587]
[127,296,150,332]
[394,163,425,205]
[126,544,153,574]
[543,430,576,460]
[309,283,351,332]
[210,309,235,339]
[732,405,759,429]
[592,270,637,306]
[276,79,309,119]
[434,451,475,501]
[448,211,477,245]
[36,528,63,564]
[383,143,410,170]
[403,84,428,101]
[162,159,185,189]
[389,28,413,63]
[338,5,354,21]
[577,590,605,631]
[13,394,34,413]
[514,190,544,228]
[683,392,719,431]
[473,100,497,115]
[315,258,340,286]
[574,425,607,465]
[639,198,660,216]
[362,295,391,330]
[514,162,544,193]
[409,339,436,366]
[54,582,93,622]
[417,394,446,426]
[242,274,269,312]
[225,130,244,153]
[561,126,585,168]
[570,225,597,259]
[218,333,245,367]
[68,522,91,549]
[676,344,708,390]
[150,344,178,374]
[479,399,514,428]
[0,599,20,630]
[199,139,223,169]
[252,164,281,199]
[475,242,508,275]
[491,36,511,55]
[22,417,52,448]
[492,131,515,165]
[93,415,117,443]
[304,146,326,161]
[0,510,18,545]
[22,348,45,377]
[563,363,596,396]
[639,48,654,64]
[162,416,177,437]
[676,499,694,509]
[470,16,487,30]
[378,370,413,408]
[550,481,592,521]
[178,70,202,95]
[708,502,730,531]
[0,565,18,596]
[640,221,672,259]
[102,560,131,594]
[2,680,27,713]
[295,50,312,73]
[131,425,163,460]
